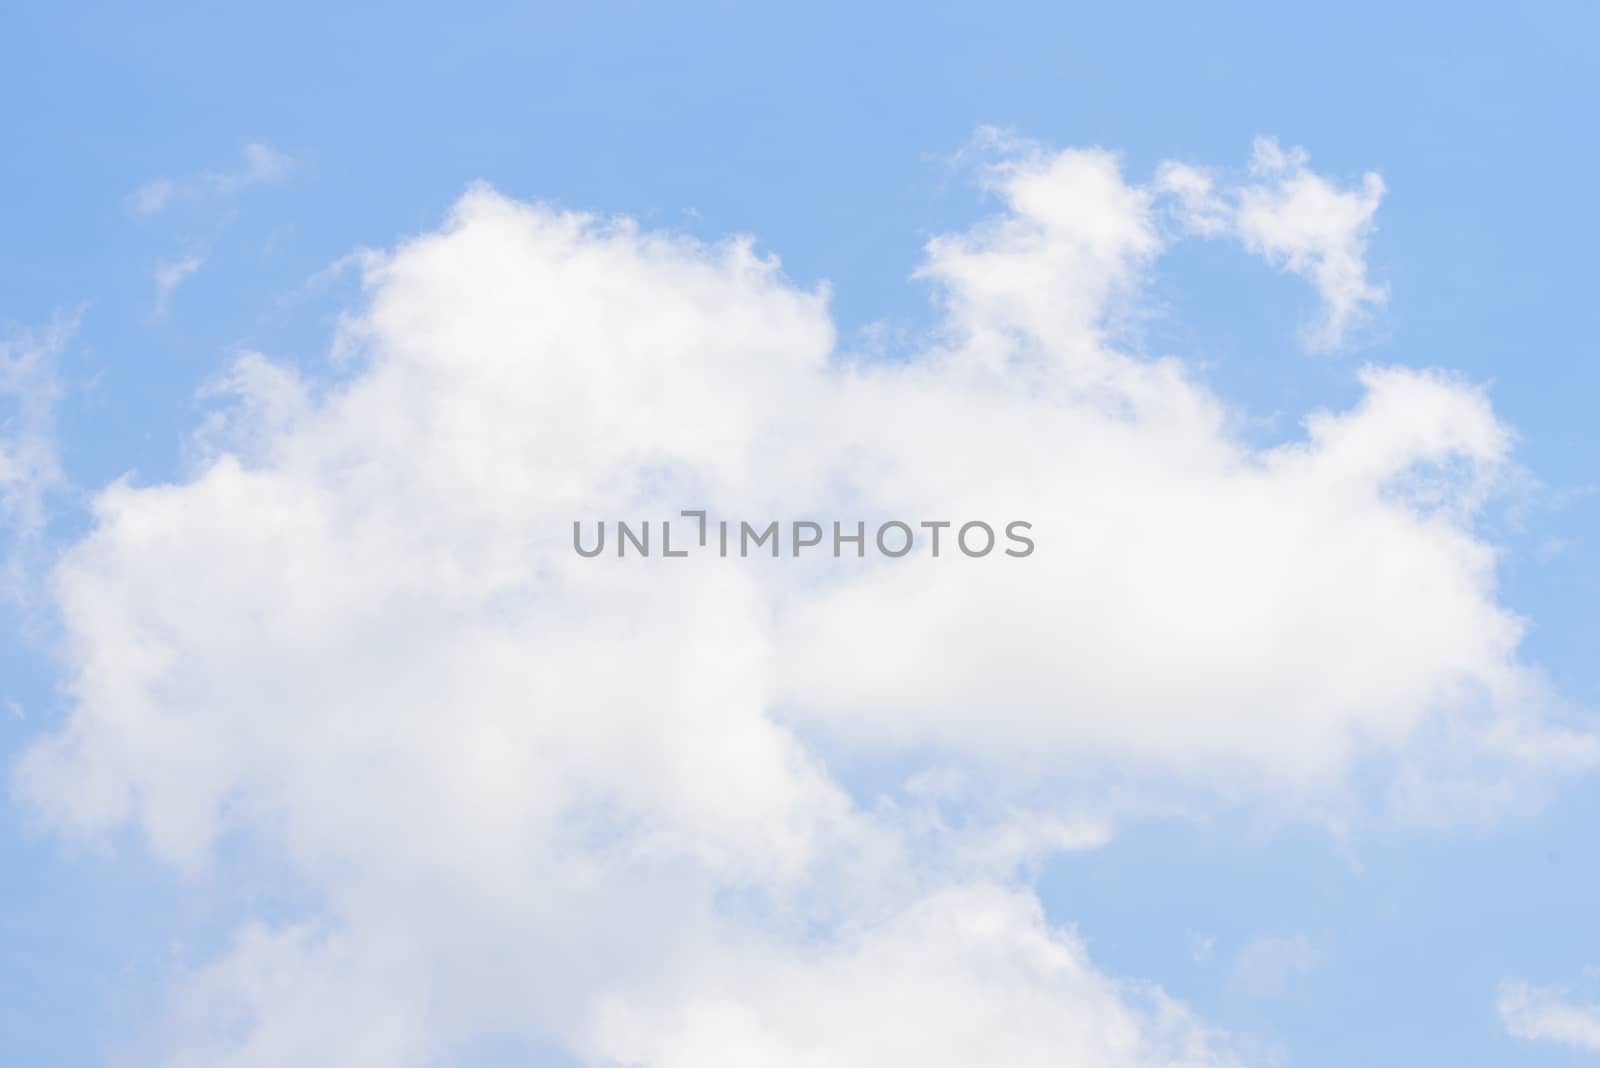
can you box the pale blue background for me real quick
[3,3,1598,1064]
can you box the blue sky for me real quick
[4,3,1600,1066]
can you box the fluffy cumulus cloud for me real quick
[15,138,1595,1064]
[1499,978,1600,1052]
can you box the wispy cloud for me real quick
[0,316,70,600]
[153,252,208,313]
[1156,137,1387,351]
[1229,934,1320,998]
[129,141,290,309]
[128,141,293,218]
[1500,978,1600,1052]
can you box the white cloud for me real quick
[1154,161,1231,238]
[154,252,208,312]
[589,886,1231,1068]
[128,141,293,218]
[1157,137,1387,351]
[1237,138,1387,350]
[165,923,436,1068]
[130,141,292,305]
[0,317,69,599]
[14,139,1593,1065]
[1499,978,1600,1052]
